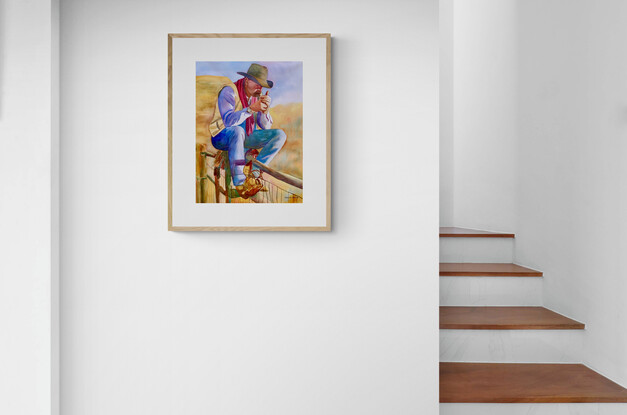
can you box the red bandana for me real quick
[234,78,258,136]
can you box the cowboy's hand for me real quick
[249,100,263,112]
[260,93,271,106]
[259,101,269,113]
[259,91,271,113]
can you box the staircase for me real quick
[439,227,627,414]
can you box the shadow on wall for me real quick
[330,37,338,230]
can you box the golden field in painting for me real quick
[265,102,303,178]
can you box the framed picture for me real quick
[168,33,331,231]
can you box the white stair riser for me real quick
[441,403,627,415]
[440,330,583,363]
[440,277,542,306]
[440,238,514,263]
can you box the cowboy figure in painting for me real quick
[209,63,287,199]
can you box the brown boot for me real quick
[236,176,264,199]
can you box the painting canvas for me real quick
[169,34,330,231]
[195,61,303,204]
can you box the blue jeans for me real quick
[211,125,287,186]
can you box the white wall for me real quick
[440,0,455,226]
[0,1,58,414]
[60,1,439,414]
[440,0,518,232]
[516,0,627,387]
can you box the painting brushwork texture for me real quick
[195,61,303,204]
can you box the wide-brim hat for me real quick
[237,63,274,88]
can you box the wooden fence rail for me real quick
[200,150,303,189]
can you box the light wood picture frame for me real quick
[168,33,331,231]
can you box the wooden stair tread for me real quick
[440,306,584,330]
[440,227,515,238]
[440,263,542,277]
[440,362,627,403]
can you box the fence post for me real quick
[196,143,209,203]
[213,164,221,203]
[225,155,232,203]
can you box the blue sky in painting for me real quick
[196,61,303,106]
